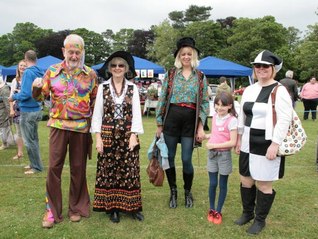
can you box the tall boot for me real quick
[235,184,256,225]
[165,168,177,208]
[247,190,276,235]
[183,172,194,208]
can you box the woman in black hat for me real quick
[234,50,292,234]
[156,37,209,208]
[91,51,144,223]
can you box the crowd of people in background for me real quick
[0,34,317,236]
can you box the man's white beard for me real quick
[67,61,80,70]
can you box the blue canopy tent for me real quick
[92,56,165,75]
[198,56,252,77]
[2,65,17,77]
[198,56,253,117]
[198,56,253,86]
[0,64,5,76]
[2,55,62,77]
[132,56,165,75]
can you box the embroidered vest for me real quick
[101,83,133,149]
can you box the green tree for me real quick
[295,23,318,81]
[101,29,114,56]
[128,30,154,58]
[272,26,302,80]
[11,22,51,45]
[73,28,110,65]
[168,11,184,28]
[112,29,134,52]
[0,22,52,65]
[216,16,237,29]
[168,5,212,29]
[12,23,52,62]
[13,40,34,61]
[184,5,212,22]
[35,30,71,59]
[184,21,227,57]
[219,16,288,67]
[286,26,301,51]
[0,34,14,66]
[147,20,179,69]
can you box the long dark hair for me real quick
[214,91,237,117]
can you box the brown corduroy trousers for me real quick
[46,128,90,222]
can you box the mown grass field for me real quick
[0,103,317,239]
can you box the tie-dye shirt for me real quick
[35,61,98,133]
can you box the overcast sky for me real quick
[0,0,317,35]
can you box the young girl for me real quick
[205,91,238,224]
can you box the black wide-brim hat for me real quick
[97,51,137,79]
[251,50,283,72]
[174,37,200,58]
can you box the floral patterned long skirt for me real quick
[93,119,142,213]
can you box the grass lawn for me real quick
[0,103,317,239]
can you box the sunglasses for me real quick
[110,64,125,68]
[253,64,272,69]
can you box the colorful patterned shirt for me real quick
[156,68,209,126]
[34,61,98,133]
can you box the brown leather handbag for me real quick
[146,144,165,186]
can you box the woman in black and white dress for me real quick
[234,50,292,235]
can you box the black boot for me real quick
[165,168,177,208]
[183,172,194,208]
[132,212,144,221]
[169,187,177,208]
[247,190,276,235]
[184,189,193,208]
[110,211,120,223]
[235,184,256,225]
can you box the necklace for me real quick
[111,78,125,97]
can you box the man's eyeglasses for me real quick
[253,64,272,69]
[110,64,125,68]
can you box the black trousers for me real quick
[302,98,318,120]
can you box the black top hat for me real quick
[97,51,137,79]
[251,50,283,72]
[174,37,200,58]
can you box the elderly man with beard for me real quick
[32,34,98,228]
